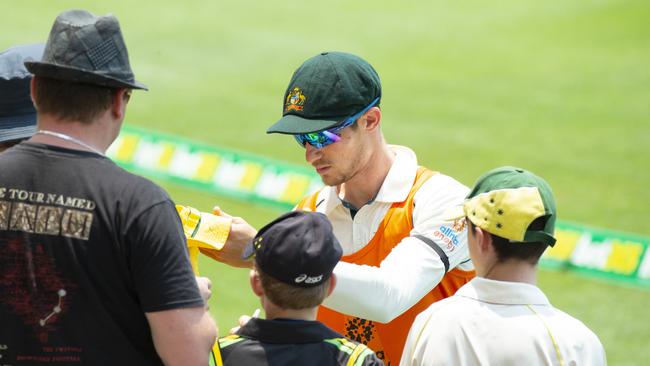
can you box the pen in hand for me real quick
[230,308,260,335]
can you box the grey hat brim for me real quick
[241,239,255,260]
[267,113,347,134]
[0,114,37,143]
[25,61,147,90]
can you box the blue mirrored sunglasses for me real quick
[294,97,380,149]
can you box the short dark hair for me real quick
[0,139,25,152]
[256,266,330,310]
[33,76,117,124]
[471,217,549,264]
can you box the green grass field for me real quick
[3,0,649,364]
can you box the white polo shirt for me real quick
[401,277,607,366]
[312,145,474,323]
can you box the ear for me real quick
[249,269,264,297]
[111,88,130,119]
[30,77,38,106]
[361,107,381,131]
[475,226,493,254]
[326,273,337,297]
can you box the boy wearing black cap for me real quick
[218,211,383,366]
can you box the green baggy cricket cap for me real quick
[447,166,557,246]
[267,51,381,135]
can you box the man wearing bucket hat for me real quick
[0,10,216,366]
[0,43,44,151]
[219,211,383,366]
[401,167,606,365]
[264,51,476,364]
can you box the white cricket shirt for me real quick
[401,277,607,366]
[313,145,474,323]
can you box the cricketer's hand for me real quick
[200,207,257,268]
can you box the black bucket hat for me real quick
[24,9,147,90]
[0,43,44,143]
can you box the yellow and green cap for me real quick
[448,166,557,246]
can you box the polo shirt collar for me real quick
[319,145,418,214]
[237,318,342,344]
[456,277,551,306]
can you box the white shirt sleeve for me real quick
[322,174,473,323]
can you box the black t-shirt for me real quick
[0,143,204,365]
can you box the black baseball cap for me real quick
[267,51,382,135]
[242,211,343,288]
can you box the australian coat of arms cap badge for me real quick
[285,87,306,112]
